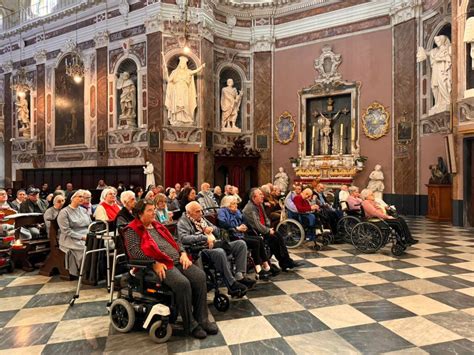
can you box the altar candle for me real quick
[311,125,316,155]
[298,132,302,144]
[340,123,344,154]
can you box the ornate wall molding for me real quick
[420,111,451,135]
[94,31,109,49]
[390,0,423,25]
[459,98,474,123]
[250,35,275,52]
[163,127,202,144]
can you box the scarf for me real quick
[100,201,120,221]
[186,213,209,234]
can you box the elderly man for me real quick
[7,189,26,211]
[20,187,48,214]
[177,201,255,296]
[312,183,340,232]
[197,182,218,212]
[0,189,16,211]
[242,188,302,272]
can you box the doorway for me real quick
[464,138,474,227]
[165,151,197,188]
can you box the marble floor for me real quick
[0,217,473,354]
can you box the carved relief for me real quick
[421,111,450,135]
[459,99,474,122]
[163,127,202,143]
[314,45,342,86]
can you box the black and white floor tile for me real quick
[0,216,473,354]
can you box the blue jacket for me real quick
[217,208,244,239]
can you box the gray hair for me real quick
[120,190,135,205]
[83,190,92,197]
[71,189,88,200]
[360,189,372,200]
[249,187,262,201]
[348,186,359,194]
[53,194,65,204]
[100,187,116,202]
[185,201,201,213]
[220,195,237,208]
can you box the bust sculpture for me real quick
[221,78,243,132]
[163,55,205,126]
[16,95,30,138]
[273,167,289,193]
[143,161,155,188]
[417,35,452,115]
[367,164,385,200]
[117,71,137,127]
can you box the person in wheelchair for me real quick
[292,188,321,239]
[177,201,255,296]
[312,182,340,232]
[346,186,363,214]
[360,189,418,246]
[243,188,302,272]
[217,195,274,280]
[123,199,218,339]
[284,184,302,214]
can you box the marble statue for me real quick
[163,54,205,126]
[417,35,452,115]
[273,167,289,193]
[16,96,30,138]
[320,117,332,155]
[367,164,385,200]
[143,161,155,188]
[117,71,137,127]
[221,78,243,132]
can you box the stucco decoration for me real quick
[314,45,342,86]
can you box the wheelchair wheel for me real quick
[391,243,405,256]
[337,216,360,244]
[214,294,230,312]
[351,222,384,253]
[110,298,136,333]
[322,233,331,246]
[149,320,172,344]
[276,219,305,249]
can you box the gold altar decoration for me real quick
[275,111,296,144]
[294,155,359,179]
[362,101,390,140]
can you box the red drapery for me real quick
[165,152,196,188]
[230,166,243,191]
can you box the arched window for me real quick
[30,0,57,17]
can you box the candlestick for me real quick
[311,125,316,156]
[298,132,302,144]
[339,123,344,154]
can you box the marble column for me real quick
[4,73,12,186]
[393,20,417,201]
[35,63,45,168]
[96,47,108,166]
[146,30,163,184]
[198,38,214,184]
[253,52,272,185]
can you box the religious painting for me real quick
[257,135,268,150]
[362,102,390,140]
[397,121,413,143]
[54,54,85,146]
[148,131,160,149]
[275,111,296,144]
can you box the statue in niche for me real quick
[367,164,385,200]
[16,95,30,138]
[429,157,450,185]
[143,161,155,189]
[163,54,206,126]
[117,71,137,127]
[273,167,289,193]
[417,35,452,116]
[221,78,243,132]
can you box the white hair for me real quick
[100,187,116,202]
[220,195,237,208]
[120,190,135,205]
[185,201,201,213]
[360,189,373,200]
[53,194,65,204]
[71,189,87,200]
[348,186,359,194]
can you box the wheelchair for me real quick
[276,205,333,250]
[336,210,362,244]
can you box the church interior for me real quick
[0,0,473,354]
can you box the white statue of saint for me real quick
[143,161,155,189]
[273,167,289,193]
[16,95,30,139]
[117,71,137,127]
[417,35,452,115]
[320,117,332,155]
[367,164,385,200]
[221,78,243,132]
[163,54,205,126]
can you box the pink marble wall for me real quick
[273,28,393,190]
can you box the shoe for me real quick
[269,264,281,276]
[239,276,257,289]
[228,281,247,297]
[192,325,207,339]
[290,260,304,268]
[407,239,419,245]
[257,270,271,281]
[201,321,218,335]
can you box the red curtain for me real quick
[230,166,243,191]
[165,152,196,188]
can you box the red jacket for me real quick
[293,194,312,213]
[126,219,180,270]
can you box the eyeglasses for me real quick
[75,195,84,199]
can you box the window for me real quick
[30,0,57,17]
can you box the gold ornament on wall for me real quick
[275,111,296,144]
[361,101,390,139]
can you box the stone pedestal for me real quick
[426,184,452,222]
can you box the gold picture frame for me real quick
[275,111,296,144]
[362,102,390,140]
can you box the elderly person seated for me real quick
[166,188,180,213]
[44,195,65,237]
[346,186,363,212]
[115,191,136,228]
[123,199,217,339]
[197,182,219,213]
[284,184,302,214]
[9,189,27,211]
[312,183,340,232]
[218,196,273,280]
[155,193,173,224]
[177,201,254,295]
[80,190,94,217]
[243,188,302,272]
[94,188,121,228]
[360,189,418,245]
[57,190,92,277]
[338,185,350,211]
[19,187,48,213]
[293,188,321,239]
[213,186,223,205]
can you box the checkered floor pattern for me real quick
[0,216,473,354]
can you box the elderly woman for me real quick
[347,186,363,212]
[217,195,273,280]
[124,200,217,339]
[44,194,66,237]
[57,190,92,277]
[115,191,136,228]
[94,188,121,226]
[80,190,94,217]
[155,193,172,224]
[166,188,180,213]
[360,189,418,245]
